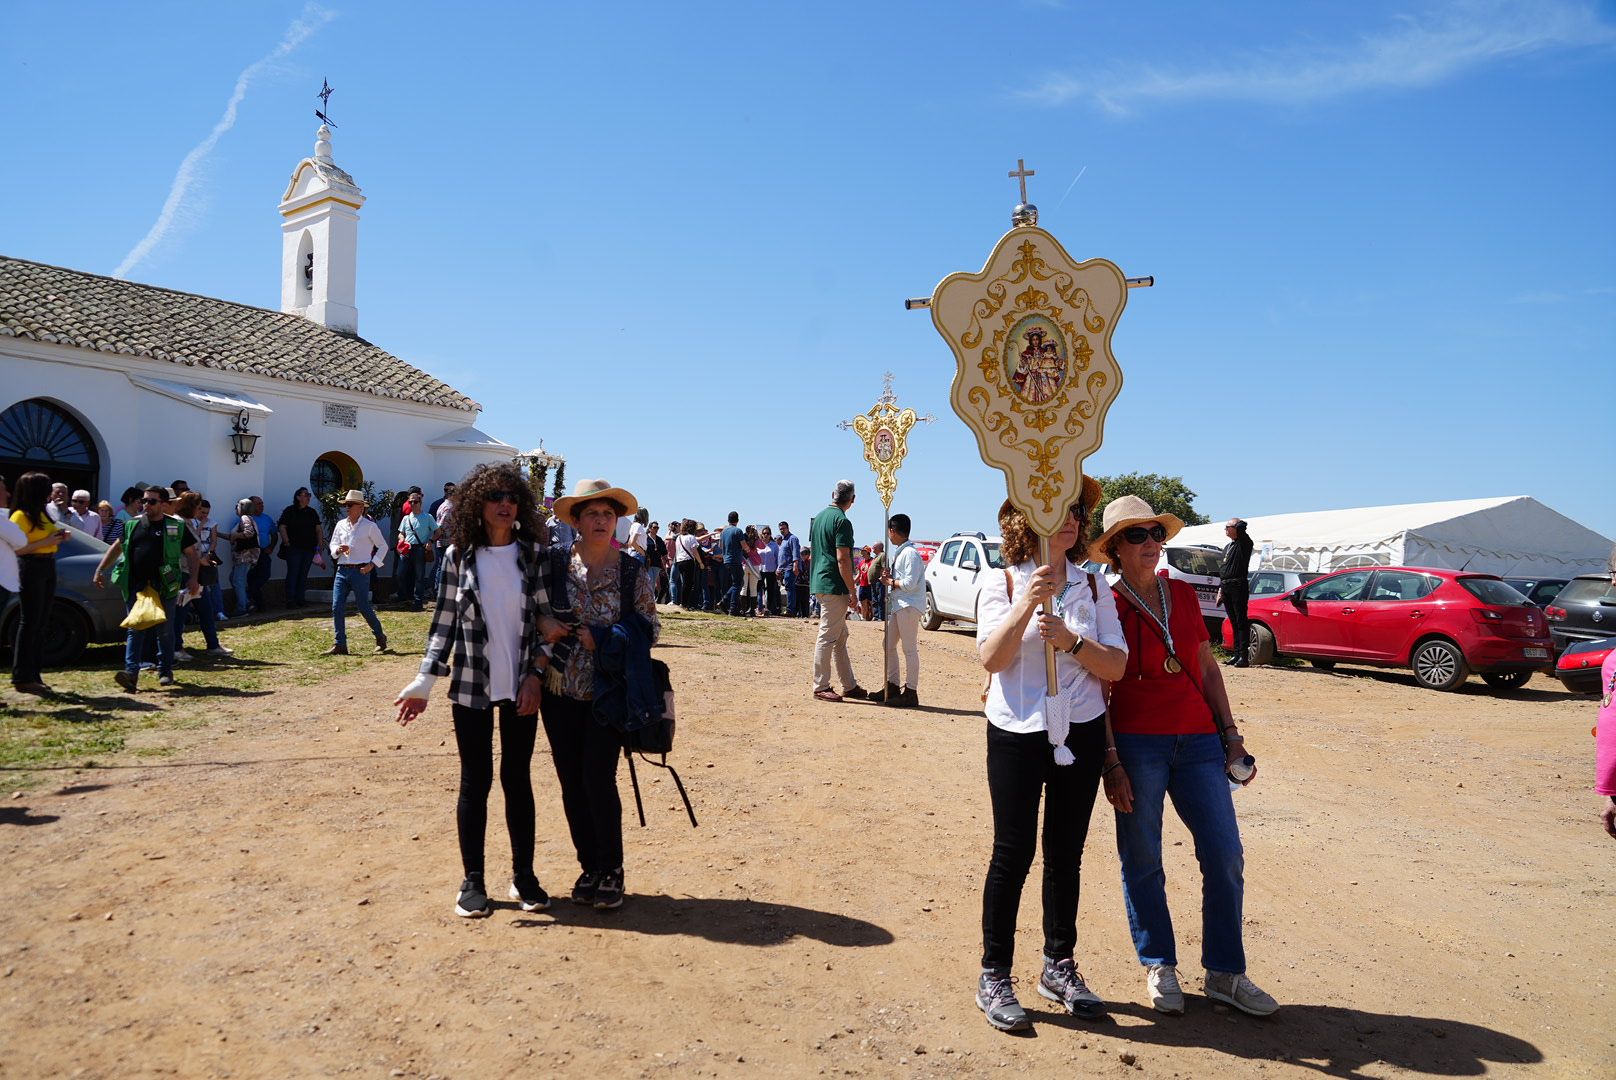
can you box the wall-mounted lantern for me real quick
[230,410,260,465]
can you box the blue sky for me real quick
[4,0,1613,545]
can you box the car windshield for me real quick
[1165,547,1222,577]
[1553,578,1616,605]
[984,542,1004,569]
[57,530,109,556]
[1458,578,1531,606]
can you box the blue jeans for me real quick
[397,546,427,609]
[331,565,385,647]
[125,592,177,677]
[206,583,225,619]
[175,594,221,652]
[1113,731,1246,974]
[781,567,798,616]
[723,563,744,616]
[230,560,251,614]
[284,547,315,606]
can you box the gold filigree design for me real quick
[932,226,1128,537]
[850,401,919,510]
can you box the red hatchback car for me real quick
[1221,566,1554,692]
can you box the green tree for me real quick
[1089,472,1210,536]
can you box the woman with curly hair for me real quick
[973,479,1127,1033]
[394,463,568,919]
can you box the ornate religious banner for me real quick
[930,225,1127,538]
[843,374,924,511]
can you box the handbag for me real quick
[120,586,168,630]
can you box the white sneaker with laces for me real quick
[1204,971,1278,1016]
[1147,964,1185,1014]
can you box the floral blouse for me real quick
[558,551,661,701]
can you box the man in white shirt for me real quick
[325,489,389,655]
[46,483,70,524]
[66,490,102,539]
[876,513,927,707]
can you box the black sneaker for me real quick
[977,970,1031,1032]
[570,870,599,906]
[842,685,870,701]
[454,873,491,918]
[594,867,624,910]
[888,687,919,709]
[508,872,550,912]
[869,681,902,704]
[1038,956,1106,1018]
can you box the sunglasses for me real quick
[141,497,162,505]
[484,491,519,505]
[1120,523,1169,545]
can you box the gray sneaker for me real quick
[976,970,1031,1032]
[1038,956,1105,1018]
[1148,963,1185,1015]
[1204,970,1278,1016]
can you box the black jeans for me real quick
[980,716,1106,972]
[13,555,56,686]
[540,690,624,874]
[761,571,780,614]
[1222,582,1250,659]
[247,548,273,610]
[451,702,538,878]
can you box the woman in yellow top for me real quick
[8,472,71,694]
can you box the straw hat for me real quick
[1088,494,1185,562]
[340,489,367,506]
[551,478,639,525]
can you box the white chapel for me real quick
[0,123,517,522]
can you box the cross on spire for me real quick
[315,78,337,128]
[1009,158,1035,203]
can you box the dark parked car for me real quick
[1222,566,1553,692]
[0,529,126,667]
[1502,577,1570,608]
[1555,636,1614,694]
[1543,575,1616,652]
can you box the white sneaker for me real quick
[1147,964,1185,1015]
[1204,971,1278,1016]
[173,649,194,662]
[204,646,234,657]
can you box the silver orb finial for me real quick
[1012,202,1039,227]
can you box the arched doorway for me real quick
[0,399,101,497]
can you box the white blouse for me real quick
[976,559,1127,735]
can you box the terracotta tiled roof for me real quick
[0,256,478,412]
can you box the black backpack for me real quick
[610,554,696,828]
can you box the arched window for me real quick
[309,459,343,500]
[0,399,100,498]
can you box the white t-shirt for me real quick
[0,514,26,592]
[976,560,1127,735]
[478,542,523,703]
[675,534,700,563]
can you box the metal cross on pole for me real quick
[1009,158,1036,205]
[315,78,337,127]
[838,374,934,684]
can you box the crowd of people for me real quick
[8,461,1614,1041]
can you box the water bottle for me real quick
[1227,754,1256,792]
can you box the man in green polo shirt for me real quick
[809,479,866,702]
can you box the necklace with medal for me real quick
[1119,575,1182,674]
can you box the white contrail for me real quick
[1055,166,1087,210]
[114,4,336,279]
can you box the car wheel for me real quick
[921,587,942,632]
[40,601,91,668]
[1411,637,1469,691]
[1248,624,1276,666]
[1310,659,1336,671]
[1481,671,1531,690]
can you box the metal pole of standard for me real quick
[1039,533,1058,696]
[881,505,891,695]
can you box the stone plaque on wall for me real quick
[322,403,358,429]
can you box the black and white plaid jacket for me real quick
[419,538,558,709]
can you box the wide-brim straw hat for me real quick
[1088,494,1185,562]
[551,478,639,526]
[341,489,367,506]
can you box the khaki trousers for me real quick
[883,605,922,690]
[812,593,857,693]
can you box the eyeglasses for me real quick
[1120,523,1168,545]
[484,491,519,504]
[141,497,162,505]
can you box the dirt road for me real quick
[2,612,1610,1078]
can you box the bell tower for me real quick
[279,123,365,335]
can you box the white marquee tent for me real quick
[1172,497,1613,578]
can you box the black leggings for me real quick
[540,690,624,874]
[451,702,537,878]
[12,555,55,686]
[980,716,1106,972]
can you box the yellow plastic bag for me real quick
[120,586,168,631]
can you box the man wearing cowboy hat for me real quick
[325,490,389,655]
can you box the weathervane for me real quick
[315,78,337,127]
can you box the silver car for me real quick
[1,529,127,666]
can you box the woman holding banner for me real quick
[1093,495,1278,1018]
[973,477,1125,1033]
